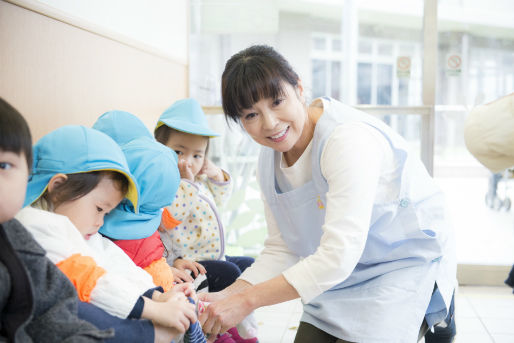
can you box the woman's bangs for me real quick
[232,62,286,115]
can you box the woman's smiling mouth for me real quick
[269,126,289,142]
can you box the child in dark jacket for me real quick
[0,97,111,342]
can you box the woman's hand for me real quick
[197,290,227,304]
[200,159,225,182]
[173,258,207,277]
[199,293,253,341]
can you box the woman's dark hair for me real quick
[221,45,299,123]
[155,126,210,155]
[45,171,129,208]
[0,97,33,168]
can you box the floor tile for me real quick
[491,334,514,343]
[455,317,489,334]
[455,295,477,318]
[454,333,493,343]
[480,317,514,334]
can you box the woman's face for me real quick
[240,81,309,154]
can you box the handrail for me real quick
[202,104,435,174]
[5,0,188,65]
[203,105,433,116]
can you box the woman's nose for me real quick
[262,111,278,130]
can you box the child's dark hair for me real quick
[155,126,209,154]
[154,125,174,146]
[0,97,33,168]
[44,171,128,208]
[221,45,299,123]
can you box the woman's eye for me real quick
[174,150,183,155]
[194,155,203,159]
[272,98,283,106]
[244,112,257,121]
[0,162,12,170]
[96,206,103,213]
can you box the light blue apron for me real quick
[258,97,456,342]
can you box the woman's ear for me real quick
[296,79,305,104]
[47,173,68,194]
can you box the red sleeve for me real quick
[113,230,165,268]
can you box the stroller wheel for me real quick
[493,197,504,211]
[485,194,494,208]
[503,198,511,211]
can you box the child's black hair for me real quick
[43,171,129,209]
[0,98,33,168]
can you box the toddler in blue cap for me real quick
[155,98,258,342]
[93,111,179,292]
[16,125,198,343]
[94,110,207,343]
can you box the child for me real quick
[15,125,198,342]
[94,110,208,342]
[155,98,258,342]
[93,110,208,291]
[0,98,111,342]
[93,110,180,292]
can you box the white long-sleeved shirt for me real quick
[240,121,398,303]
[16,206,156,318]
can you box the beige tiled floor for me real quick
[253,285,514,343]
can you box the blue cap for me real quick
[24,125,139,210]
[93,110,152,145]
[155,98,219,137]
[99,137,180,239]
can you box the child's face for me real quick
[165,131,208,178]
[0,150,29,223]
[53,176,124,240]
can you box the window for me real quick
[310,34,344,100]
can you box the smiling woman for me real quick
[198,45,457,343]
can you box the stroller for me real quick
[485,170,513,211]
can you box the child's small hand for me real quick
[157,283,196,303]
[173,258,207,277]
[199,159,225,182]
[154,297,196,332]
[142,294,196,332]
[178,159,195,181]
[170,267,194,283]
